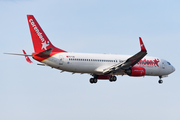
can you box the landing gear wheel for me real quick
[158,80,163,84]
[90,78,94,84]
[89,78,98,84]
[158,76,163,84]
[112,76,117,81]
[93,78,97,83]
[109,76,117,82]
[109,76,113,82]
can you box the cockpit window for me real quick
[167,62,171,65]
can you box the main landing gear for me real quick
[158,76,163,84]
[109,76,117,82]
[89,75,117,84]
[89,78,97,84]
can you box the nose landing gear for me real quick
[158,76,163,84]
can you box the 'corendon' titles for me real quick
[29,19,45,43]
[29,19,49,50]
[137,59,160,67]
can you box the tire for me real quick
[113,76,117,81]
[109,76,113,82]
[93,79,97,83]
[158,80,163,84]
[90,78,94,84]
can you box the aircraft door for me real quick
[162,61,165,69]
[59,55,64,65]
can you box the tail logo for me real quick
[41,41,49,50]
[29,19,50,50]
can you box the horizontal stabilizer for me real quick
[4,53,32,56]
[23,50,33,63]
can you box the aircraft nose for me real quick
[172,66,175,73]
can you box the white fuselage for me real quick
[40,52,175,76]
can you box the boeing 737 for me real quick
[5,15,175,84]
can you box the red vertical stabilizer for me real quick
[27,15,66,53]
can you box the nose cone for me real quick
[172,65,175,73]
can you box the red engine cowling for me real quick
[125,66,146,77]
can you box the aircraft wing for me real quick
[103,37,147,74]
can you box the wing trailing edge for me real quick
[103,37,147,74]
[4,50,33,63]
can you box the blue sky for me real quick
[0,0,180,120]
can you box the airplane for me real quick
[5,15,175,84]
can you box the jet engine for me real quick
[125,66,146,77]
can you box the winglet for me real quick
[139,37,147,52]
[23,50,33,63]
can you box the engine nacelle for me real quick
[125,66,146,77]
